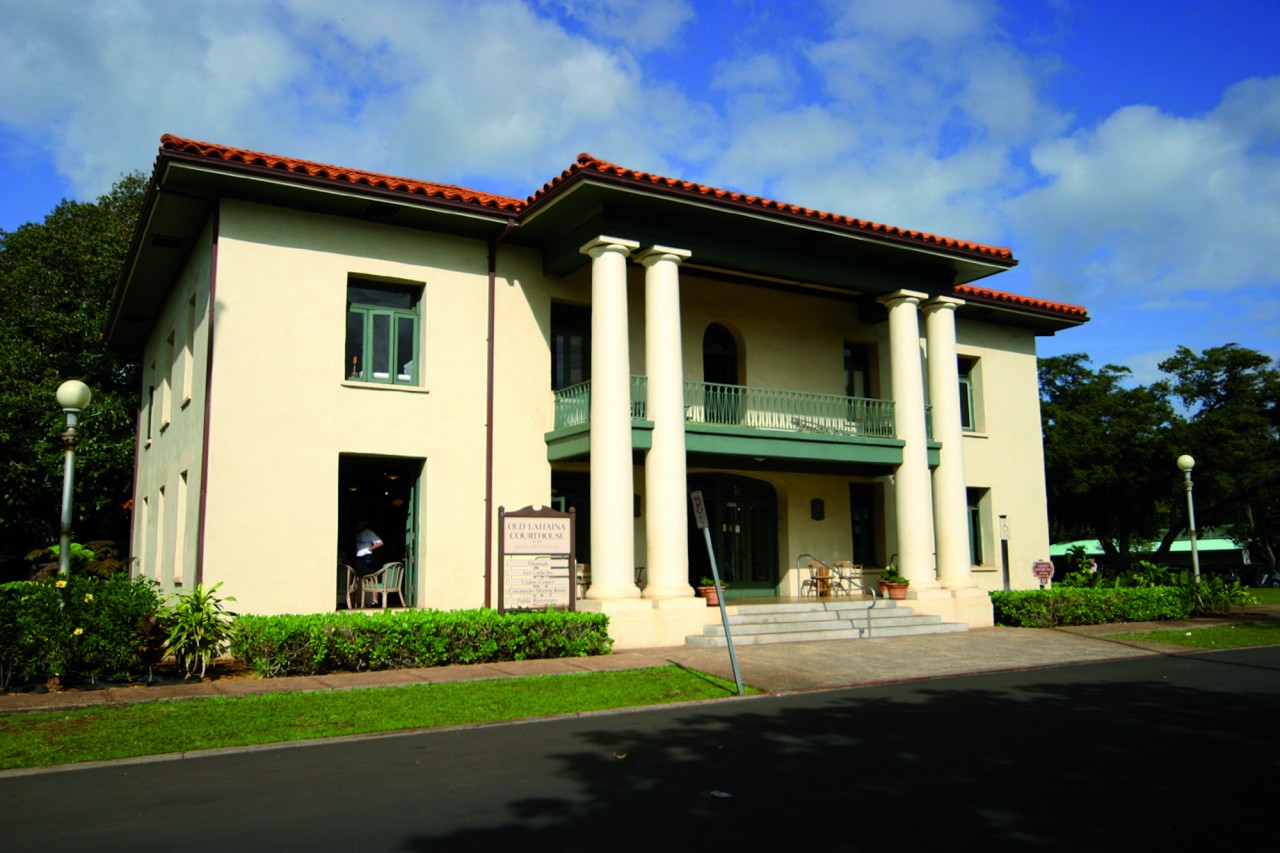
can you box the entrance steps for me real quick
[685,599,967,647]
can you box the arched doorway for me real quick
[703,323,742,425]
[687,473,779,597]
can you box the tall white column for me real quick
[877,290,937,589]
[923,296,972,589]
[582,236,641,600]
[637,245,693,599]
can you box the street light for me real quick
[1176,454,1201,583]
[55,380,92,576]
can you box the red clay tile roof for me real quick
[159,134,525,212]
[954,284,1088,319]
[529,153,1016,261]
[155,136,1085,320]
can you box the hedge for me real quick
[989,587,1191,628]
[229,608,614,678]
[0,575,164,689]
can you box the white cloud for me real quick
[535,0,694,53]
[0,0,714,201]
[1010,77,1280,302]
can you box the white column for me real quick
[637,245,693,599]
[923,296,972,589]
[581,236,641,600]
[877,289,937,589]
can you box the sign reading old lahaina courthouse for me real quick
[498,505,576,613]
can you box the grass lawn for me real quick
[1249,586,1280,606]
[1107,621,1280,649]
[0,666,750,771]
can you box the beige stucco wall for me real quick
[193,200,552,615]
[955,317,1052,591]
[133,221,212,593]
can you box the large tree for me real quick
[1039,354,1180,571]
[0,174,146,577]
[1159,344,1280,564]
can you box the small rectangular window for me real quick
[182,292,196,406]
[958,357,977,432]
[345,279,421,385]
[967,487,987,565]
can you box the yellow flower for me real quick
[73,627,84,636]
[85,593,94,602]
[55,580,67,588]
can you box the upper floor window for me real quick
[958,356,978,431]
[345,279,421,385]
[551,302,591,390]
[844,342,873,399]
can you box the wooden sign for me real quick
[498,505,575,613]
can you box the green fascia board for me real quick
[684,424,904,465]
[548,421,913,466]
[545,420,653,461]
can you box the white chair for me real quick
[361,561,406,608]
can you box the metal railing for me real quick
[553,375,649,429]
[554,377,897,439]
[684,380,895,438]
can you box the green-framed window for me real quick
[967,487,987,565]
[345,280,421,385]
[958,356,977,432]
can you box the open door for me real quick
[337,455,423,609]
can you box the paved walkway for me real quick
[6,610,1274,715]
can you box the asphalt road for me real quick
[4,646,1277,851]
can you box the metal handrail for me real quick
[796,553,878,637]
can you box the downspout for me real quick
[484,219,517,608]
[195,203,220,586]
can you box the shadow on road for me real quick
[403,649,1278,851]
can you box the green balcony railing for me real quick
[683,381,895,438]
[554,377,896,439]
[553,376,649,429]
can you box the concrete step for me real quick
[685,621,967,647]
[686,601,968,647]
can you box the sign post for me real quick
[498,505,576,614]
[1032,560,1054,589]
[691,491,744,696]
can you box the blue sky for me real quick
[2,0,1277,379]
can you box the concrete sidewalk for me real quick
[1,619,1241,716]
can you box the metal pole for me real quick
[690,491,743,696]
[58,410,80,576]
[702,526,744,696]
[1183,469,1201,582]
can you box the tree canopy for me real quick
[0,174,146,576]
[1041,345,1280,569]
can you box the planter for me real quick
[697,586,720,607]
[884,582,909,600]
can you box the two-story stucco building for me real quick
[107,135,1088,648]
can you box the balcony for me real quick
[548,378,930,468]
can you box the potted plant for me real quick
[878,563,910,600]
[697,576,728,606]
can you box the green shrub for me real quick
[164,582,237,679]
[0,574,164,688]
[990,587,1191,627]
[1184,576,1256,616]
[231,608,613,678]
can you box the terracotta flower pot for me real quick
[885,582,909,600]
[698,586,719,606]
